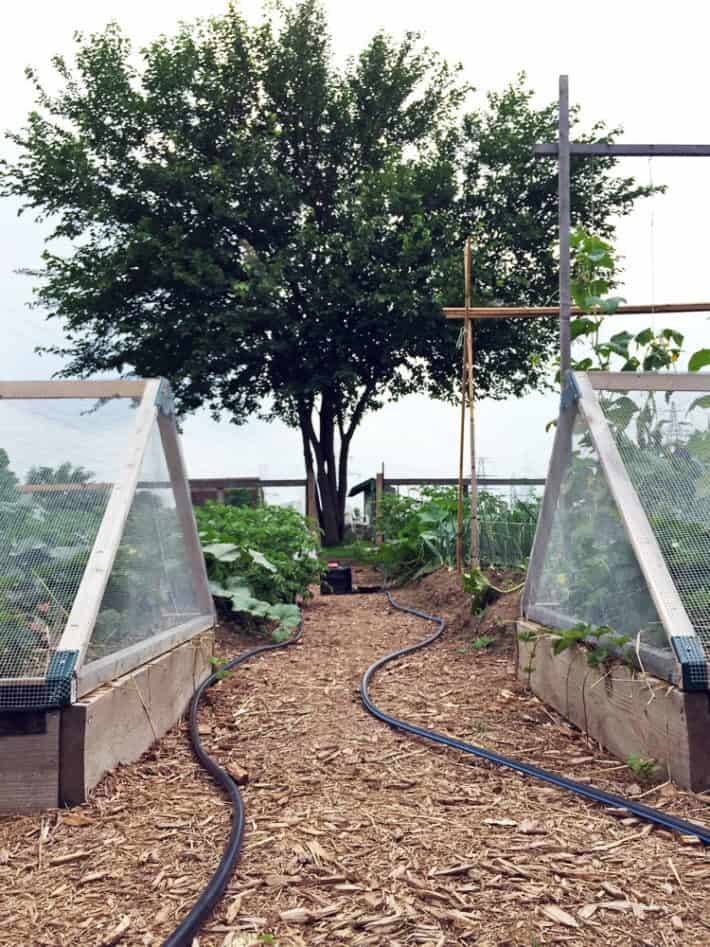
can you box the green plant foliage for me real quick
[196,502,324,604]
[472,635,495,651]
[375,487,540,582]
[224,487,254,508]
[626,753,657,781]
[548,622,630,668]
[689,349,710,372]
[196,502,322,640]
[460,568,492,613]
[321,541,378,565]
[565,227,683,380]
[0,5,656,545]
[209,655,232,682]
[517,629,538,643]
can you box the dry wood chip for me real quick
[61,811,96,828]
[226,763,249,786]
[541,904,579,928]
[48,850,91,866]
[279,908,312,924]
[77,870,108,885]
[226,894,243,922]
[671,915,684,930]
[97,915,131,946]
[221,934,257,947]
[428,863,476,877]
[578,903,598,920]
[427,907,479,930]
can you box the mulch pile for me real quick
[2,568,710,946]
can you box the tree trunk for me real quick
[298,400,346,546]
[297,385,371,547]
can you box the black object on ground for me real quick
[320,564,353,595]
[161,624,303,947]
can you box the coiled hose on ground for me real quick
[165,587,710,945]
[161,624,303,947]
[361,591,710,844]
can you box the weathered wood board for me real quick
[60,631,214,806]
[0,710,61,811]
[516,620,710,791]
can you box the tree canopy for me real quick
[1,1,652,542]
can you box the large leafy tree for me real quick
[2,3,651,543]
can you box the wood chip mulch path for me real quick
[2,568,710,946]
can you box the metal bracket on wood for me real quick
[671,637,709,692]
[560,373,580,412]
[155,379,176,416]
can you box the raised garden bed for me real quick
[516,619,710,791]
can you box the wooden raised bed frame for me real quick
[0,378,216,811]
[516,620,710,792]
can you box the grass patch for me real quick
[322,541,377,565]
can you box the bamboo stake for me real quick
[464,238,480,569]
[456,336,467,573]
[466,317,478,567]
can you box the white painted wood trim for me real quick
[75,615,215,697]
[588,371,710,391]
[56,380,161,663]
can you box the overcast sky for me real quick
[2,1,710,507]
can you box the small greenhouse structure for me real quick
[523,371,710,692]
[0,379,215,809]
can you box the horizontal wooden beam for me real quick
[535,143,710,158]
[189,477,307,488]
[384,477,545,487]
[75,615,215,698]
[587,371,710,392]
[0,380,148,399]
[443,302,710,320]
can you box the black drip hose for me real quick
[360,591,710,844]
[161,625,303,947]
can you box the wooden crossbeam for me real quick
[535,143,710,158]
[443,302,710,320]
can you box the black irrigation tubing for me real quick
[161,623,303,947]
[360,590,710,845]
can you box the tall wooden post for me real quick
[456,341,466,572]
[464,238,479,569]
[558,74,571,383]
[375,466,384,545]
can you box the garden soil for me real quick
[2,569,710,946]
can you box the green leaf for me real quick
[600,296,626,314]
[607,331,633,356]
[634,328,653,346]
[247,548,277,572]
[202,542,241,563]
[570,317,598,340]
[688,394,710,413]
[689,349,710,372]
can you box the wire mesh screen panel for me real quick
[598,387,710,655]
[528,407,668,651]
[85,420,202,664]
[0,396,140,708]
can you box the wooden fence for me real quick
[188,474,545,550]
